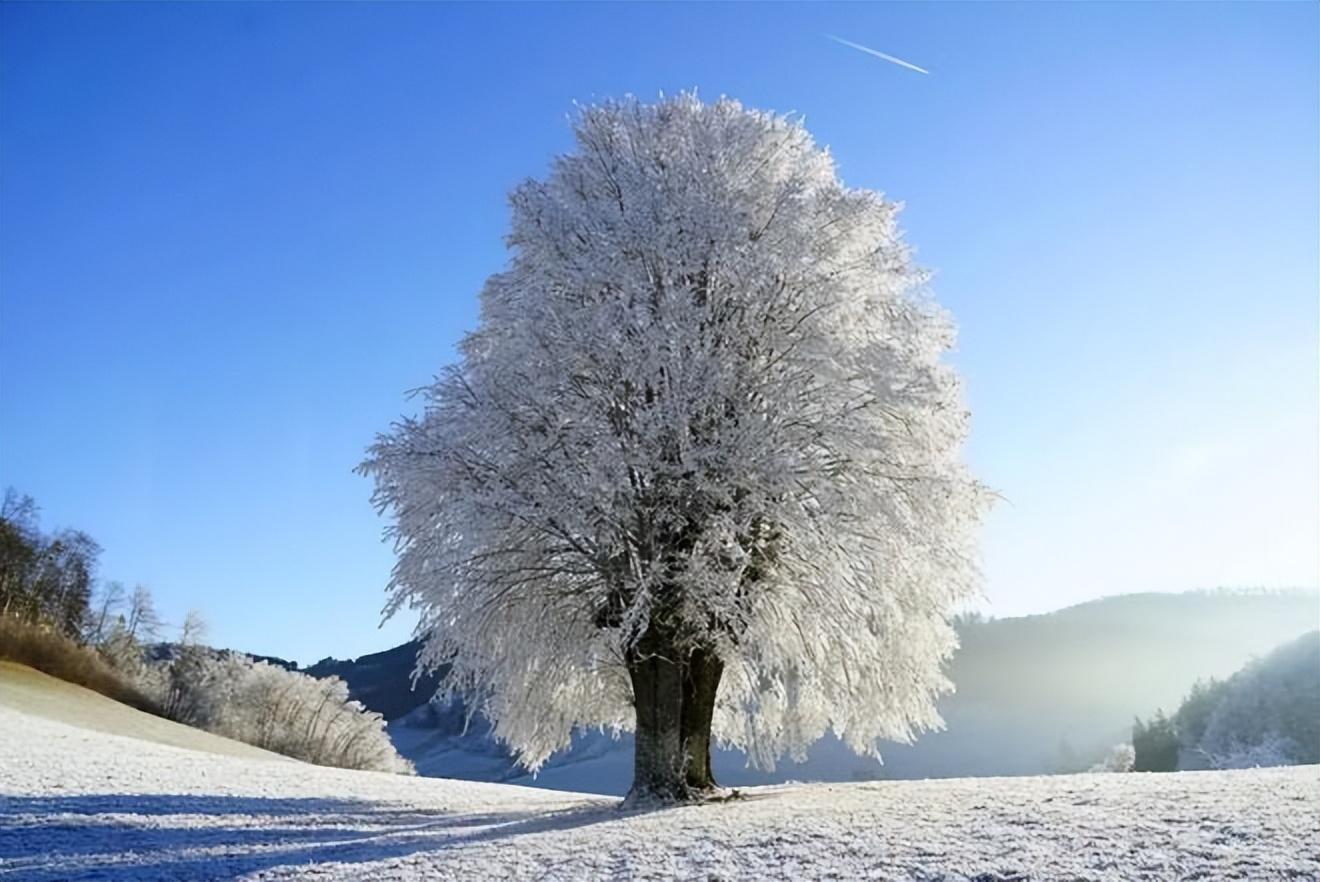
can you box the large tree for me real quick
[363,95,987,803]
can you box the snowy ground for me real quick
[2,669,1317,881]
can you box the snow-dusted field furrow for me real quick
[2,703,1317,881]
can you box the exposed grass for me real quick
[0,616,160,714]
[0,661,289,760]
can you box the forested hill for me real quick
[905,588,1319,780]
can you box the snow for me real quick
[4,684,1318,881]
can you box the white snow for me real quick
[3,680,1317,881]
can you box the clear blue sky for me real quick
[2,2,1316,665]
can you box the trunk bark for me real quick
[625,628,724,804]
[680,646,723,791]
[626,627,686,803]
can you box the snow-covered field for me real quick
[2,668,1317,881]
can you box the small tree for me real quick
[179,609,208,646]
[39,529,100,637]
[124,584,162,643]
[85,581,127,645]
[1133,711,1179,772]
[157,611,214,725]
[364,95,987,803]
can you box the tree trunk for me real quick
[625,628,724,804]
[680,646,723,791]
[626,630,685,804]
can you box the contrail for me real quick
[826,34,930,75]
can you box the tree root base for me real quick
[620,784,744,810]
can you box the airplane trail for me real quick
[826,35,930,75]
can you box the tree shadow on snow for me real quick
[0,793,621,881]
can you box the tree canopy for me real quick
[364,95,987,798]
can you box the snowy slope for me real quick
[3,691,1318,880]
[0,662,287,762]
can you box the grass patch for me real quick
[0,617,160,714]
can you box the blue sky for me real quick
[2,2,1316,664]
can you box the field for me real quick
[1,663,1316,881]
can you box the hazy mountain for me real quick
[304,589,1319,795]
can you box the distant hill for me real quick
[295,588,1320,794]
[149,639,441,723]
[863,589,1320,782]
[303,640,443,722]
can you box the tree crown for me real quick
[364,95,987,770]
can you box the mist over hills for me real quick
[278,589,1319,795]
[877,589,1319,781]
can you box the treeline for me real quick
[0,488,412,775]
[1,490,101,637]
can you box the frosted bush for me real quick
[1200,733,1300,770]
[135,651,413,775]
[1088,743,1135,773]
[213,661,414,775]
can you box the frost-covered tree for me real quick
[179,609,208,646]
[155,642,234,727]
[124,584,161,643]
[363,95,987,802]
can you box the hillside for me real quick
[334,589,1320,793]
[1174,630,1320,769]
[303,640,442,722]
[0,662,287,762]
[2,686,1315,881]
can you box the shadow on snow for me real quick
[0,793,624,881]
